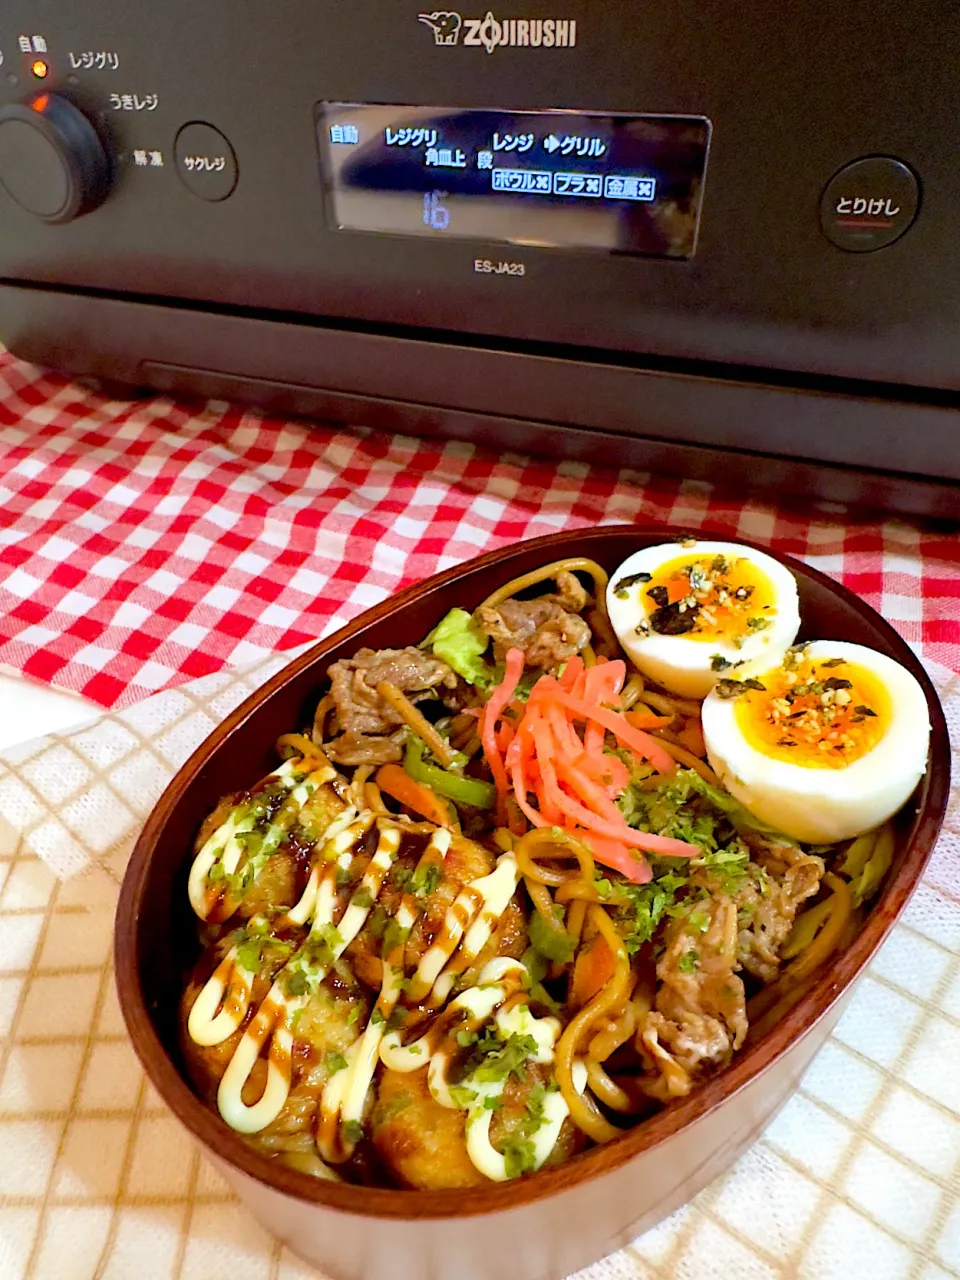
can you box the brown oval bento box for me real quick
[115,526,950,1280]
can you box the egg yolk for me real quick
[733,655,891,768]
[641,553,778,643]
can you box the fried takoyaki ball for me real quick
[370,1066,486,1189]
[252,979,371,1155]
[179,929,299,1106]
[343,830,495,988]
[370,1061,583,1190]
[179,933,368,1120]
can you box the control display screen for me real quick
[318,105,710,258]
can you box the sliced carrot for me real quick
[625,707,673,732]
[571,934,619,1006]
[375,764,455,828]
[480,647,525,820]
[675,720,707,758]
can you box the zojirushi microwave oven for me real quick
[1,2,958,517]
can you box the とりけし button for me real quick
[820,156,919,252]
[174,121,237,201]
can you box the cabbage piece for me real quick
[430,608,495,688]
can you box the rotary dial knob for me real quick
[0,93,111,223]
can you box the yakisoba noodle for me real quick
[177,550,913,1189]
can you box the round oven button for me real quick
[820,156,919,252]
[174,122,237,201]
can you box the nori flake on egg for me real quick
[649,599,698,635]
[822,676,853,691]
[715,679,743,699]
[714,675,766,699]
[613,570,653,598]
[646,585,670,608]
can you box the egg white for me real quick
[701,640,931,844]
[606,540,801,699]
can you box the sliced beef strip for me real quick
[326,646,457,737]
[638,895,747,1101]
[542,570,589,612]
[323,730,404,767]
[473,597,590,669]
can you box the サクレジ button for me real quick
[820,156,919,252]
[174,122,237,201]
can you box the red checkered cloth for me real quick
[1,343,958,709]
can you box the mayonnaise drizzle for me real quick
[186,944,255,1047]
[215,812,383,1133]
[187,757,336,921]
[406,853,520,1005]
[381,955,588,1182]
[317,827,453,1162]
[200,809,541,1180]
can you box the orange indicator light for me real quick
[31,59,49,79]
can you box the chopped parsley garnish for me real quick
[410,862,443,899]
[286,969,308,997]
[678,949,700,974]
[449,1084,476,1110]
[390,865,414,893]
[472,1031,539,1085]
[746,616,772,632]
[381,918,411,959]
[342,1119,365,1145]
[385,1006,407,1032]
[325,1051,348,1074]
[367,905,389,940]
[235,938,263,972]
[502,1137,538,1179]
[695,842,750,892]
[379,1091,412,1123]
[687,909,709,933]
[518,947,561,1015]
[335,864,353,889]
[615,872,689,954]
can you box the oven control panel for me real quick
[0,2,958,396]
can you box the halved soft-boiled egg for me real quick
[701,640,930,844]
[606,540,801,699]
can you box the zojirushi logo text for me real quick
[417,11,578,53]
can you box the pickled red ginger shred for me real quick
[481,650,699,882]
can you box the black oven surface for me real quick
[0,2,959,517]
